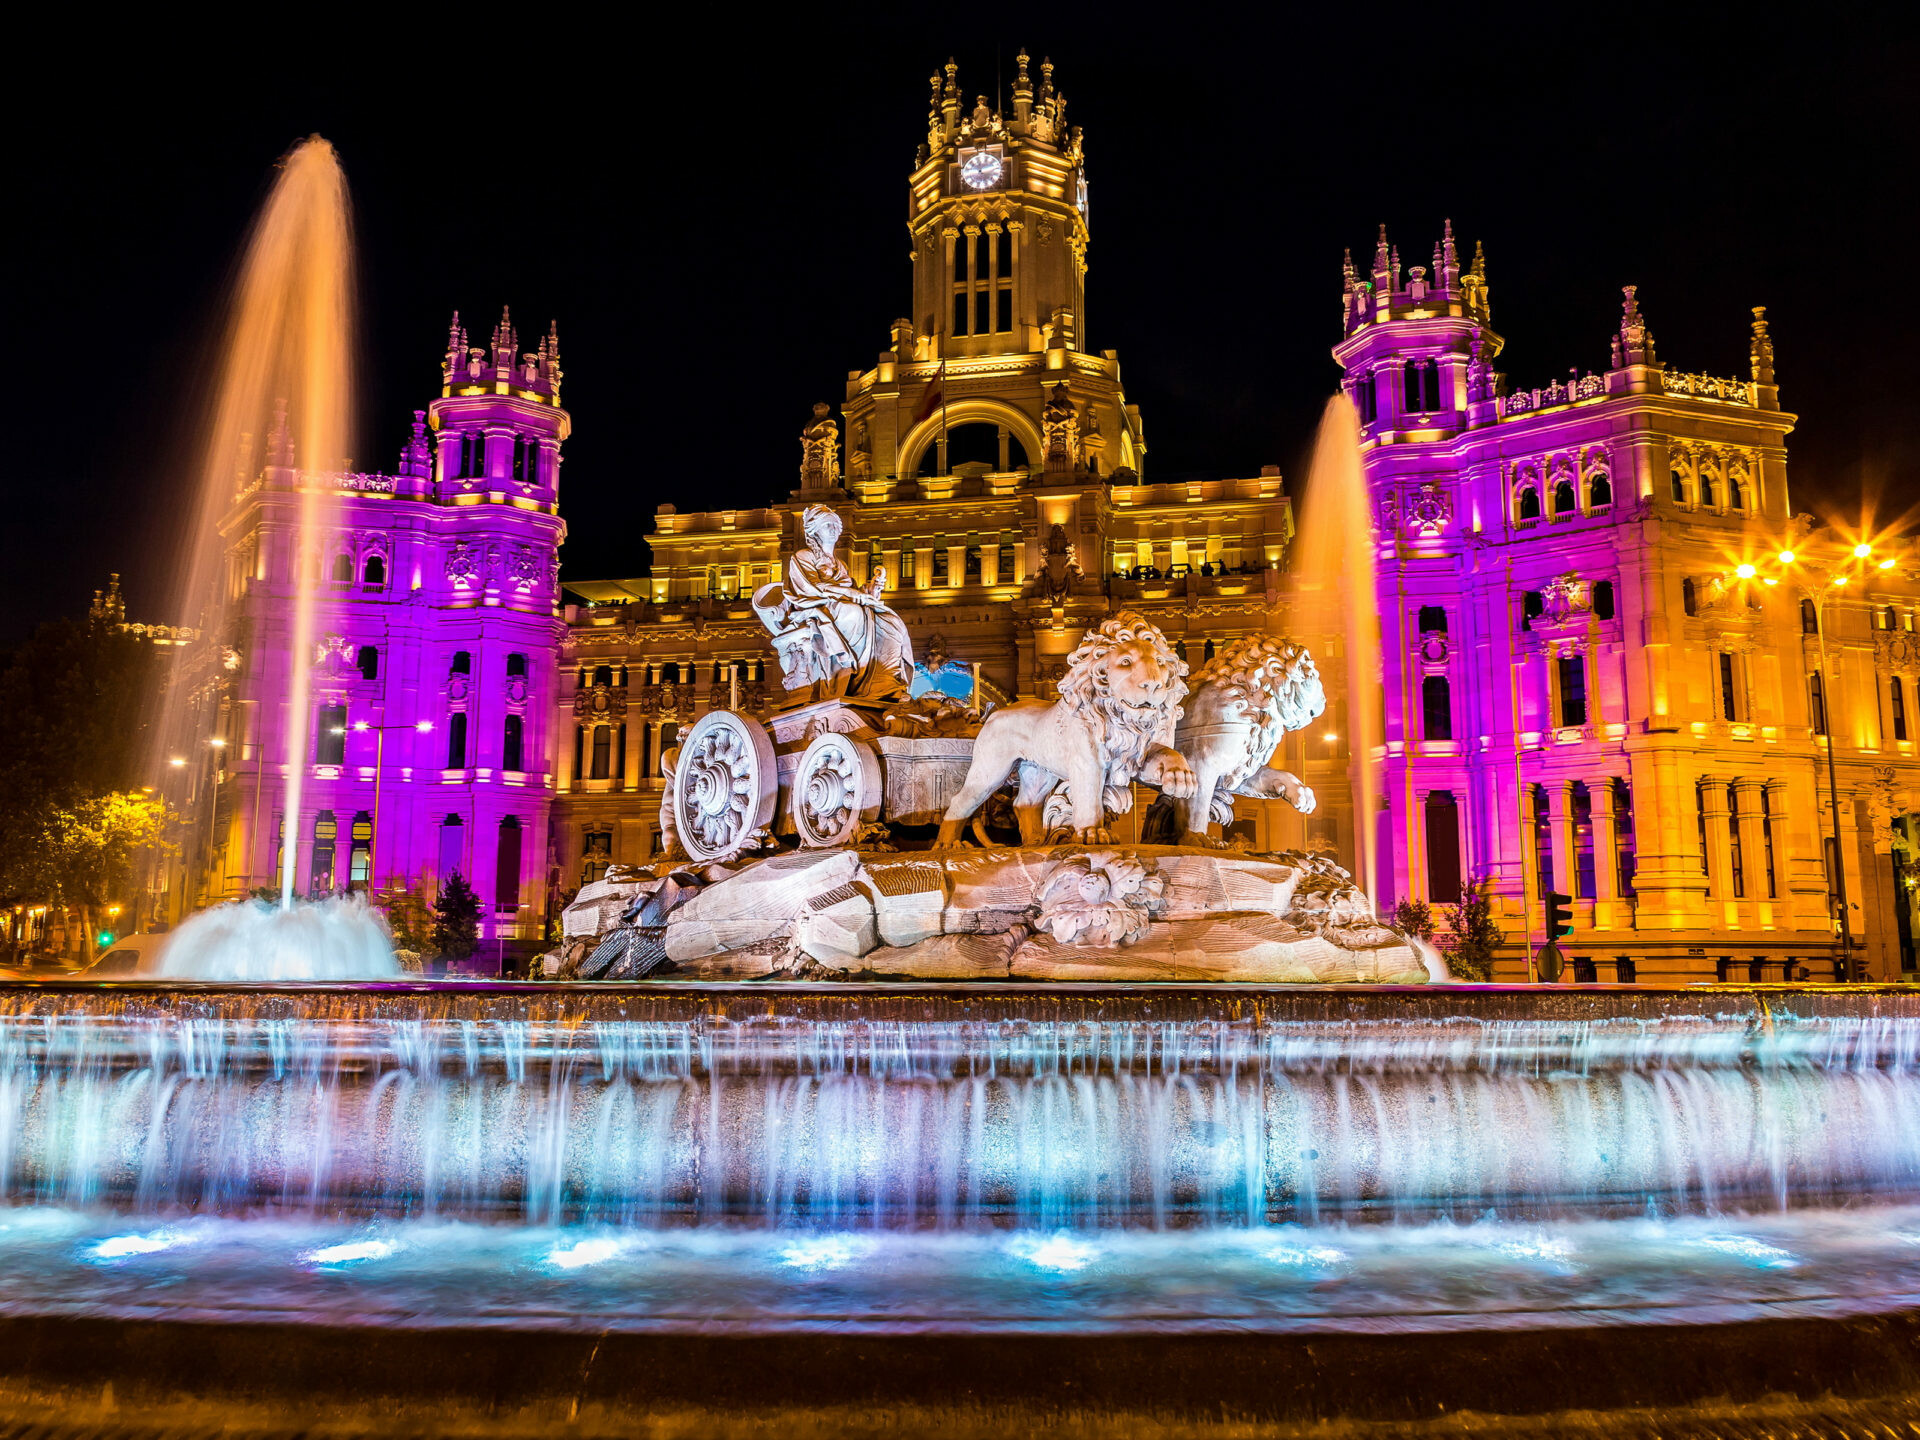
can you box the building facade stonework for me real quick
[168,63,1920,981]
[1343,224,1920,982]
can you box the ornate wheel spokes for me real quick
[671,711,776,862]
[793,734,881,849]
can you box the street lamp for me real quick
[340,717,434,897]
[1745,538,1905,980]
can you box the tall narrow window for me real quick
[658,722,679,776]
[1809,671,1827,735]
[1893,676,1909,740]
[1553,480,1578,515]
[1518,487,1541,521]
[1671,468,1687,503]
[446,711,468,768]
[1421,675,1453,740]
[1696,783,1711,878]
[1424,791,1462,901]
[503,715,524,772]
[496,816,522,915]
[349,811,372,892]
[997,286,1013,333]
[1700,473,1716,506]
[615,723,627,781]
[1532,785,1555,898]
[1593,580,1615,620]
[572,724,584,782]
[1719,652,1739,721]
[362,554,385,586]
[1558,655,1588,726]
[1615,778,1637,897]
[1355,373,1378,426]
[1682,578,1698,616]
[1571,781,1596,900]
[1761,787,1778,898]
[1588,471,1612,508]
[316,703,347,765]
[331,554,354,586]
[1728,783,1745,898]
[439,814,464,884]
[590,724,611,780]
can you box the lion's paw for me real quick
[1074,826,1114,846]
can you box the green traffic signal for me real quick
[1544,892,1574,940]
[97,932,115,947]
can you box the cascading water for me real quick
[0,986,1913,1335]
[1291,395,1381,905]
[150,136,356,911]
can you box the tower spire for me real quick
[1440,219,1460,290]
[1611,284,1656,369]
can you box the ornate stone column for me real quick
[1543,779,1577,899]
[1733,777,1769,904]
[1589,778,1619,903]
[1699,781,1734,916]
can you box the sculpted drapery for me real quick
[754,505,913,702]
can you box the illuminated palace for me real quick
[556,53,1322,886]
[1346,227,1920,982]
[171,56,1920,980]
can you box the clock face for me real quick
[961,151,1003,190]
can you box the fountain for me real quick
[12,144,1913,1432]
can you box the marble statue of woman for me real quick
[753,505,914,702]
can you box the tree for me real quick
[431,871,481,962]
[1392,897,1435,943]
[39,791,175,957]
[1439,880,1505,982]
[380,876,437,954]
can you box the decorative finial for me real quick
[1470,239,1486,278]
[1749,305,1775,386]
[1615,284,1655,367]
[1016,50,1030,85]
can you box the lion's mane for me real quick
[1054,612,1189,811]
[1188,636,1325,817]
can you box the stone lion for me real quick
[936,613,1197,846]
[1167,635,1325,846]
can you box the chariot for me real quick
[663,697,978,863]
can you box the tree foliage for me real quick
[1439,880,1505,982]
[380,876,437,954]
[431,871,481,961]
[1391,897,1435,943]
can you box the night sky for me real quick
[11,14,1913,644]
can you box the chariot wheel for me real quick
[791,732,884,849]
[670,710,777,862]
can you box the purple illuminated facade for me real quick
[187,311,568,940]
[1342,224,1918,983]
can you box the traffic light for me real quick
[1545,892,1574,939]
[96,932,115,948]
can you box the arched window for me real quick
[331,553,354,586]
[503,714,525,771]
[1588,471,1612,508]
[355,645,379,681]
[1700,473,1717,507]
[506,652,528,678]
[451,651,472,675]
[1800,598,1819,635]
[1730,477,1747,510]
[1417,605,1447,634]
[1671,468,1687,504]
[1421,675,1452,740]
[1518,487,1541,521]
[446,711,468,768]
[1552,479,1578,516]
[362,554,385,585]
[1593,580,1616,621]
[349,811,372,892]
[310,811,337,898]
[1682,578,1698,616]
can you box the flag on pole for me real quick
[915,358,946,423]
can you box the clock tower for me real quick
[840,53,1144,488]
